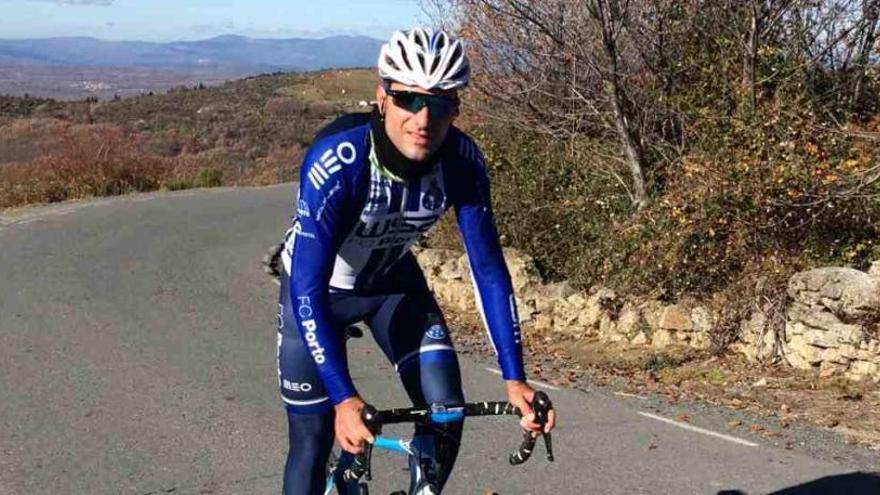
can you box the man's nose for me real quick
[412,105,431,127]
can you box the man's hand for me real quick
[334,396,375,454]
[506,380,557,435]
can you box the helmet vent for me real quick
[397,40,413,71]
[449,65,469,82]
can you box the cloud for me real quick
[28,0,114,5]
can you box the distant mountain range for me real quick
[0,35,384,73]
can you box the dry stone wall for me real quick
[414,247,880,382]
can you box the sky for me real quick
[0,0,429,41]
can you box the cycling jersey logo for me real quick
[353,215,438,248]
[297,199,310,218]
[308,142,357,191]
[422,179,444,211]
[297,297,326,364]
[282,380,313,393]
[293,222,315,240]
[316,181,342,221]
[426,323,446,340]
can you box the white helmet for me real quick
[378,28,470,90]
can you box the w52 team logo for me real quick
[308,142,357,190]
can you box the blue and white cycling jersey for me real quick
[281,113,524,405]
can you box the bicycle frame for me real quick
[324,409,462,495]
[323,436,419,495]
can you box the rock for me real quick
[503,248,543,292]
[786,334,822,368]
[848,360,879,378]
[691,306,715,334]
[838,344,859,360]
[753,378,768,387]
[565,292,588,309]
[868,261,880,281]
[438,259,465,281]
[802,328,842,349]
[533,314,553,331]
[786,298,866,354]
[598,314,619,341]
[818,362,844,378]
[854,349,879,362]
[659,305,693,331]
[818,347,851,365]
[453,288,474,312]
[690,331,712,350]
[532,292,552,313]
[631,332,649,345]
[577,300,604,329]
[542,281,577,300]
[577,290,614,329]
[739,311,778,361]
[640,300,666,330]
[788,304,865,340]
[652,329,675,348]
[788,267,880,321]
[551,300,580,326]
[616,304,642,339]
[416,248,458,271]
[519,298,537,322]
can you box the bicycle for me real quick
[324,392,555,495]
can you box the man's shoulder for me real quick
[313,112,372,143]
[442,126,488,172]
[301,113,371,193]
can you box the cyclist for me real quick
[277,27,556,494]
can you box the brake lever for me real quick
[532,391,554,462]
[342,403,381,482]
[509,391,554,465]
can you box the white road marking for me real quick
[614,392,648,400]
[637,411,759,447]
[484,367,560,391]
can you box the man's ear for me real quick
[375,84,386,116]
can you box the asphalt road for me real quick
[1,185,878,495]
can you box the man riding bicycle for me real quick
[277,27,556,494]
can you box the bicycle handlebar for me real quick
[342,392,555,483]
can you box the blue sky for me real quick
[0,0,428,41]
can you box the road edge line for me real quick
[637,411,759,447]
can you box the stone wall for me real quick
[414,247,880,382]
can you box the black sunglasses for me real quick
[383,82,459,118]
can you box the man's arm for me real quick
[452,138,556,434]
[452,141,525,382]
[288,145,357,406]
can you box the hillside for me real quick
[0,68,378,206]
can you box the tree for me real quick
[432,0,653,209]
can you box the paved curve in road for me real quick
[1,185,878,495]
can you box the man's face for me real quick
[376,81,459,162]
